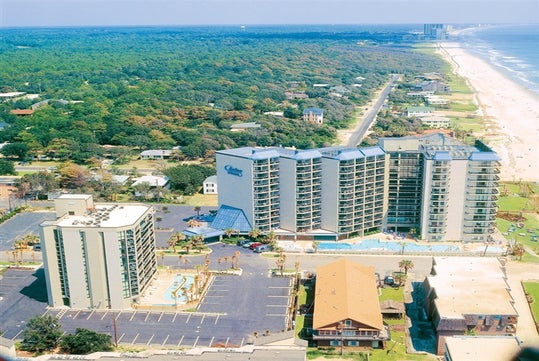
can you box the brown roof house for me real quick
[312,258,389,349]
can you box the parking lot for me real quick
[0,241,294,348]
[0,211,55,252]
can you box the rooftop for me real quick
[427,257,517,318]
[313,258,383,330]
[53,203,152,229]
[444,336,521,361]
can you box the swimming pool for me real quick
[316,239,505,254]
[163,274,195,304]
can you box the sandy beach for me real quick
[437,41,539,182]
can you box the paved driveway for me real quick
[0,212,55,251]
[0,243,293,347]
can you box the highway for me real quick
[346,74,400,147]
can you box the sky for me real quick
[1,0,538,28]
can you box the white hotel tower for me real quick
[40,194,157,309]
[215,133,500,242]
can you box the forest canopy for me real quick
[0,26,445,163]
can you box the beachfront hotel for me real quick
[39,194,157,309]
[215,133,500,242]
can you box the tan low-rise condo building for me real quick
[423,257,518,355]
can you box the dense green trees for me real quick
[0,26,445,165]
[60,328,114,354]
[0,159,16,175]
[164,164,215,195]
[20,315,63,353]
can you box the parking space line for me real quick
[200,314,205,324]
[214,314,220,324]
[118,333,125,343]
[209,336,214,347]
[132,333,139,344]
[157,312,164,322]
[129,311,136,321]
[12,330,23,340]
[177,335,184,347]
[100,310,109,320]
[86,310,95,320]
[186,313,191,323]
[162,335,169,346]
[172,313,177,322]
[144,311,150,322]
[266,313,287,317]
[193,335,199,347]
[146,335,154,345]
[267,295,290,298]
[114,310,122,320]
[72,310,80,319]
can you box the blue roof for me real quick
[328,149,364,161]
[183,227,224,239]
[432,151,452,161]
[282,149,323,160]
[211,205,252,232]
[303,107,324,115]
[360,146,385,157]
[469,152,501,161]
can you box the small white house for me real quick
[140,149,172,160]
[203,175,218,195]
[303,107,324,124]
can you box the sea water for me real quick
[458,24,539,96]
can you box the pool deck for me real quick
[276,232,509,256]
[138,269,202,309]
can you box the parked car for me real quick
[33,244,42,251]
[242,241,255,248]
[384,275,395,286]
[236,238,248,246]
[249,242,264,250]
[254,244,272,253]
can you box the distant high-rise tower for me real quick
[40,194,157,309]
[424,24,448,39]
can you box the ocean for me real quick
[457,24,539,96]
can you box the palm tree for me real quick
[232,250,241,269]
[276,251,286,276]
[264,231,277,245]
[224,228,235,238]
[393,272,407,287]
[248,228,262,241]
[398,259,414,275]
[192,235,205,253]
[512,243,525,261]
[187,219,201,228]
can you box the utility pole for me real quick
[112,317,118,348]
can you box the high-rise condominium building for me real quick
[40,194,156,309]
[215,133,500,242]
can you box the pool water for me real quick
[316,239,505,254]
[163,274,195,304]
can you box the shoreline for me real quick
[437,41,539,182]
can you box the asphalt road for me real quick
[346,74,401,147]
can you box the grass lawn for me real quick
[496,181,539,263]
[523,281,539,324]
